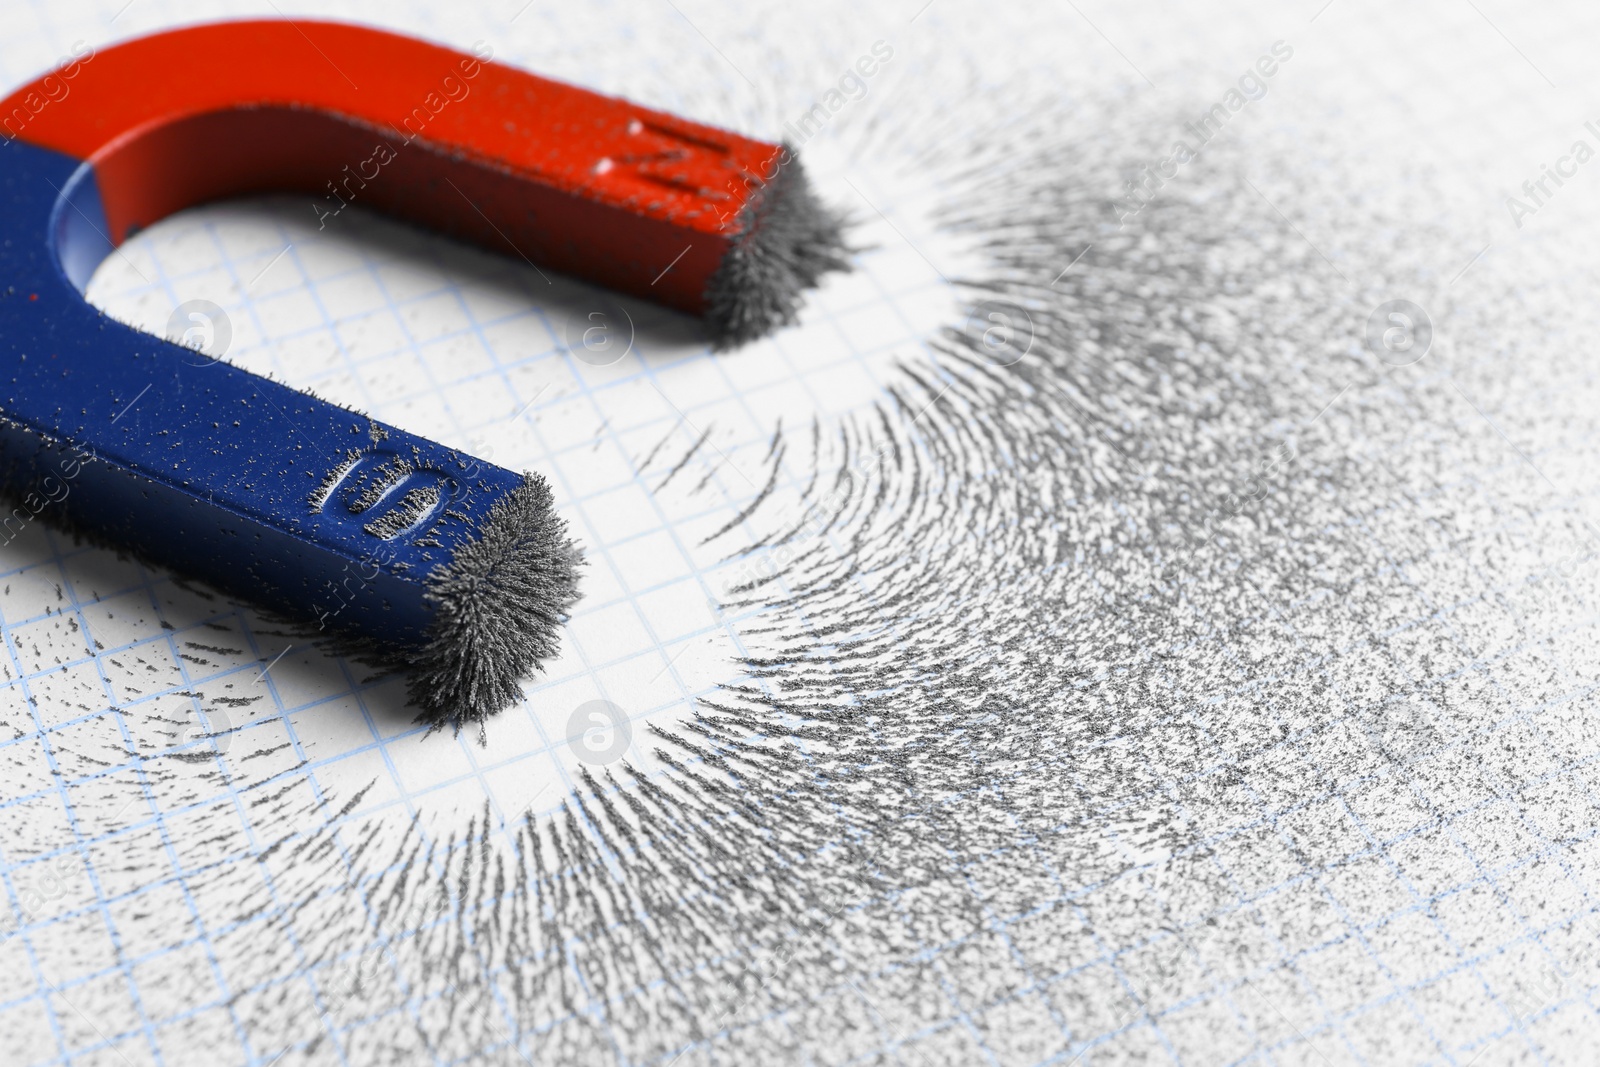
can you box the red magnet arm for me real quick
[0,20,781,314]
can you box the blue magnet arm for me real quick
[0,140,521,648]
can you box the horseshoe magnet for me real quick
[0,21,847,730]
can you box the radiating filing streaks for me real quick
[6,1,1600,1065]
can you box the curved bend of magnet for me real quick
[0,21,778,645]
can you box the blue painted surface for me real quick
[0,138,521,646]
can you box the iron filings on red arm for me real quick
[705,149,855,347]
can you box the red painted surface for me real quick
[0,20,782,313]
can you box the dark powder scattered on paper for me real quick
[7,45,1600,1067]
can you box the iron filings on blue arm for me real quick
[0,139,581,732]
